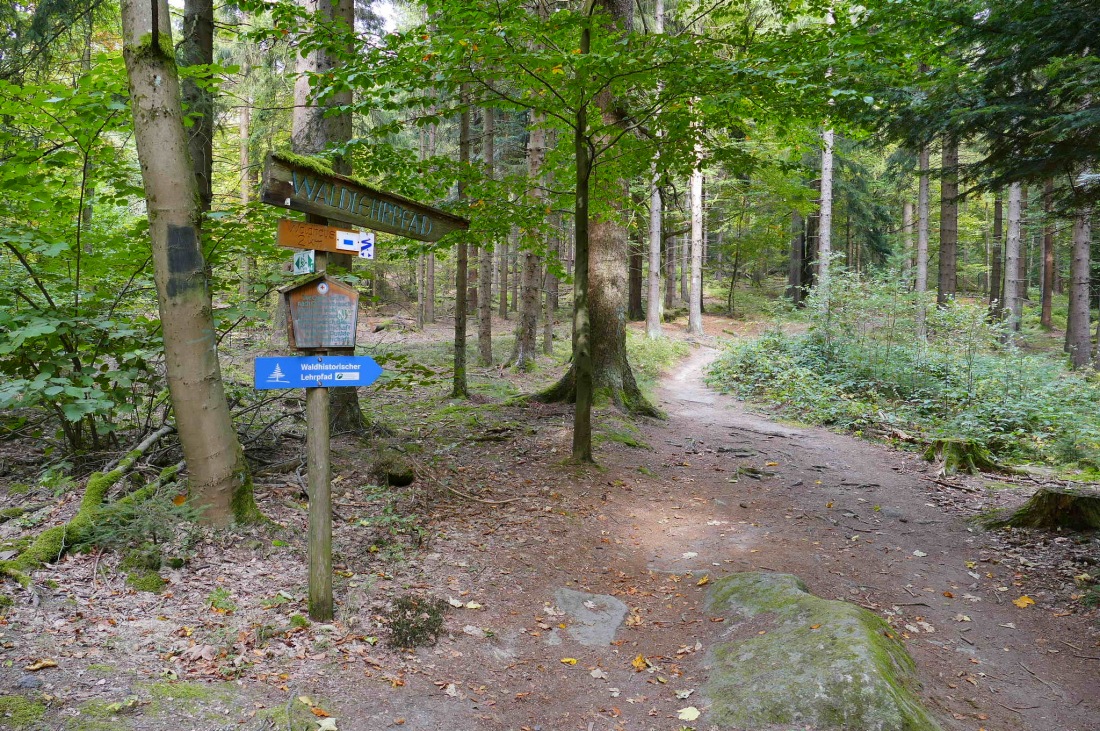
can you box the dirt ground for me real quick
[1,312,1098,731]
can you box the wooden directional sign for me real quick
[262,153,469,243]
[278,219,375,258]
[281,275,359,351]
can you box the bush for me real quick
[707,272,1100,468]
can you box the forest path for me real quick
[625,343,1100,731]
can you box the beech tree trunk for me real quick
[688,141,704,335]
[121,0,258,525]
[989,192,1004,315]
[664,230,676,311]
[478,107,494,366]
[238,53,254,298]
[1040,179,1055,330]
[1066,210,1092,368]
[1004,182,1023,331]
[498,233,509,319]
[645,0,664,338]
[180,0,213,212]
[937,137,958,304]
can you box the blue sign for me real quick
[254,356,383,390]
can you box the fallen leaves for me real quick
[1013,595,1035,609]
[631,654,649,672]
[24,659,57,671]
[677,706,701,721]
[560,657,578,666]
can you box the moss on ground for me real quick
[705,572,941,731]
[0,695,46,728]
[125,569,166,593]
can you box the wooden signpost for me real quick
[262,153,469,243]
[257,153,469,622]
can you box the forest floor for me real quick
[1,310,1099,731]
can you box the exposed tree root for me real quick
[533,364,662,419]
[0,425,175,586]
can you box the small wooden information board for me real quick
[262,153,469,243]
[281,275,359,350]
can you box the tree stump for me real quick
[990,486,1100,531]
[923,438,1003,476]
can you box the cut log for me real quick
[989,486,1100,531]
[923,438,1002,476]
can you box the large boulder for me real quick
[704,573,941,731]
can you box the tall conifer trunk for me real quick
[1004,183,1024,332]
[121,0,259,525]
[989,192,1004,315]
[937,138,958,304]
[1066,211,1092,368]
[478,108,494,366]
[1040,179,1055,330]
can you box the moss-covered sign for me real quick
[261,153,469,243]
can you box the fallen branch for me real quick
[0,425,176,586]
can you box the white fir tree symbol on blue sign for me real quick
[267,363,288,384]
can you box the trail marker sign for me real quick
[254,356,383,390]
[292,249,315,274]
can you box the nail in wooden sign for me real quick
[262,153,469,243]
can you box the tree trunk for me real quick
[1040,179,1055,330]
[1004,182,1023,331]
[452,94,470,398]
[238,58,254,298]
[121,0,258,525]
[937,137,958,304]
[902,201,913,281]
[664,229,676,311]
[478,107,494,366]
[786,210,804,304]
[1018,186,1030,301]
[498,232,509,319]
[916,145,930,294]
[543,238,558,355]
[688,142,704,335]
[180,0,213,213]
[990,192,1004,315]
[818,128,834,298]
[628,230,644,320]
[1066,210,1092,368]
[511,111,545,370]
[292,0,362,433]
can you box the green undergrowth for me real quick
[626,331,691,395]
[708,273,1100,470]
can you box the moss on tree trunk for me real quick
[923,438,1003,476]
[987,486,1100,531]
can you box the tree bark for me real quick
[121,0,258,525]
[628,230,644,321]
[498,232,509,319]
[180,0,213,213]
[688,138,704,335]
[452,94,470,398]
[989,191,1004,315]
[818,128,834,299]
[1004,182,1023,331]
[902,201,914,281]
[937,137,958,304]
[478,107,494,366]
[1040,179,1055,330]
[510,111,545,370]
[786,210,804,304]
[238,53,254,298]
[916,146,930,293]
[1066,210,1092,368]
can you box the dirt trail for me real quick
[3,338,1098,731]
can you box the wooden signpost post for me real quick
[257,153,469,621]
